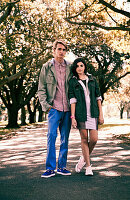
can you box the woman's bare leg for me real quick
[79,129,90,167]
[89,129,98,155]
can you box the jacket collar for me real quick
[48,58,71,80]
[72,73,94,81]
[87,73,94,81]
[50,58,70,66]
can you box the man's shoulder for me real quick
[40,59,54,74]
[65,60,71,66]
[42,59,53,68]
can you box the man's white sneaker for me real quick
[85,165,93,176]
[75,156,86,173]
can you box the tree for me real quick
[43,0,129,56]
[21,106,27,126]
[1,0,129,126]
[65,0,130,31]
[70,43,130,101]
[27,97,39,124]
[0,1,60,127]
[0,0,28,86]
[104,73,130,118]
[117,77,130,119]
[0,0,52,87]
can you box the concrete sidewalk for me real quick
[0,121,130,200]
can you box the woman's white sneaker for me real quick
[75,156,86,173]
[85,165,93,176]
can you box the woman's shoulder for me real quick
[87,73,97,81]
[69,76,78,84]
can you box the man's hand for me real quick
[47,106,53,112]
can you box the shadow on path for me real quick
[0,122,130,200]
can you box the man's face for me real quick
[54,43,67,60]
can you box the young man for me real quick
[38,39,72,178]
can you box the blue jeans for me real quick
[46,108,71,170]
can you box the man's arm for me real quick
[38,65,51,112]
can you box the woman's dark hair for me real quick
[71,57,87,78]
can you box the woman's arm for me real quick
[71,103,77,128]
[97,100,104,125]
[68,78,78,128]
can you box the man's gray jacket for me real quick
[38,58,72,112]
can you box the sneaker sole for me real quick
[41,173,55,178]
[85,172,93,176]
[57,172,71,176]
[85,174,93,176]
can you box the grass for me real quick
[113,133,130,145]
[0,122,46,140]
[99,123,130,145]
[0,128,19,140]
[99,123,130,128]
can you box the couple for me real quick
[38,39,104,178]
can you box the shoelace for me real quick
[47,169,53,172]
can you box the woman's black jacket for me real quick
[68,75,102,122]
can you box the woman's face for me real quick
[76,62,85,75]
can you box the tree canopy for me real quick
[0,0,129,127]
[65,0,130,31]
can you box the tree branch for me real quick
[64,18,130,31]
[99,0,130,18]
[0,0,20,24]
[0,50,44,78]
[106,8,119,25]
[20,82,38,109]
[105,71,130,91]
[65,0,130,31]
[0,91,9,108]
[0,69,28,88]
[66,0,96,19]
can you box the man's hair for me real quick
[53,39,67,51]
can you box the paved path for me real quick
[0,121,130,200]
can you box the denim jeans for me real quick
[46,108,71,170]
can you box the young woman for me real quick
[68,57,104,176]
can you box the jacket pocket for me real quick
[46,74,55,84]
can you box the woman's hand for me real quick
[97,100,104,125]
[98,114,104,125]
[72,118,77,129]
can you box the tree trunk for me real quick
[127,109,130,119]
[43,112,47,121]
[29,112,36,123]
[7,105,19,128]
[21,106,27,126]
[27,102,36,124]
[120,108,124,119]
[38,105,43,122]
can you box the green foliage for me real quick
[0,0,129,127]
[70,43,124,100]
[0,1,61,127]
